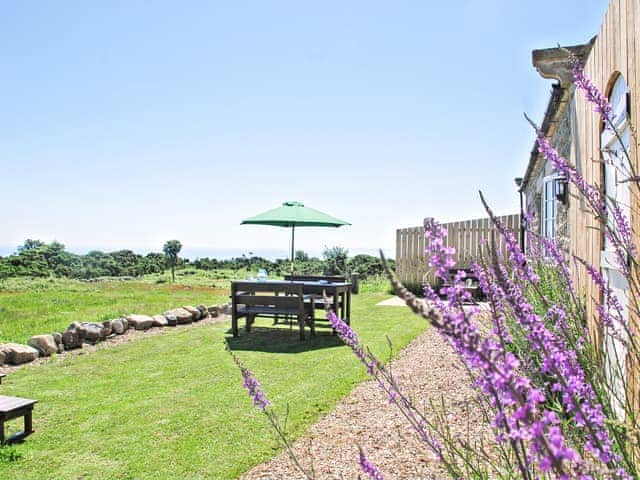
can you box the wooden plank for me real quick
[0,396,37,413]
[620,0,628,75]
[449,221,455,265]
[417,225,425,274]
[410,227,418,285]
[611,0,619,72]
[415,226,422,284]
[401,229,408,282]
[465,220,472,266]
[418,227,427,281]
[485,217,491,259]
[396,229,401,271]
[458,220,465,266]
[473,218,479,261]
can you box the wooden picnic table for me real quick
[230,279,352,339]
[0,395,37,444]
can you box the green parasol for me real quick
[241,201,350,274]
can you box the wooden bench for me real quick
[0,373,5,385]
[231,281,314,340]
[440,268,483,301]
[283,275,349,320]
[0,395,37,444]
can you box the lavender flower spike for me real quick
[358,446,384,480]
[227,345,271,411]
[569,53,613,119]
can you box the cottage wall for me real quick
[568,0,640,420]
[524,88,573,257]
[570,0,640,346]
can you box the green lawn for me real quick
[0,277,229,344]
[0,290,425,479]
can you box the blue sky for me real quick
[0,1,609,258]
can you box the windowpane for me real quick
[541,176,558,240]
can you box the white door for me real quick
[600,75,631,419]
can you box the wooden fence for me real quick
[396,214,520,287]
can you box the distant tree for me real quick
[163,240,182,282]
[294,250,309,262]
[322,246,349,276]
[18,239,45,252]
[347,254,386,280]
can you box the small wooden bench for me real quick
[231,281,314,340]
[283,275,348,320]
[440,268,483,301]
[0,395,37,444]
[0,373,5,385]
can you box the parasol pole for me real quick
[290,224,295,276]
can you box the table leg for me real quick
[346,290,351,325]
[232,312,239,337]
[0,420,4,444]
[25,410,33,435]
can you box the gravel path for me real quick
[241,312,493,480]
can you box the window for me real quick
[602,74,631,254]
[541,175,558,239]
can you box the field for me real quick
[0,273,424,479]
[0,273,231,344]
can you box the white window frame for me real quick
[540,174,558,239]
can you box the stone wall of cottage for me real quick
[523,90,573,257]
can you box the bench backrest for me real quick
[283,274,346,283]
[231,282,305,310]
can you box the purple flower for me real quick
[241,370,271,411]
[535,133,605,217]
[420,216,631,476]
[359,447,384,480]
[569,54,613,121]
[228,348,271,411]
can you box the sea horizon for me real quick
[0,245,395,261]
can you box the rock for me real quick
[78,322,108,344]
[208,304,219,317]
[220,302,232,315]
[167,308,193,325]
[164,313,178,326]
[111,319,126,335]
[183,305,201,321]
[120,317,129,331]
[1,343,39,365]
[51,332,64,353]
[126,314,154,330]
[62,325,83,350]
[151,315,168,327]
[197,304,208,318]
[102,320,113,336]
[28,334,58,357]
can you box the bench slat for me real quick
[235,295,302,308]
[0,396,37,412]
[238,306,300,315]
